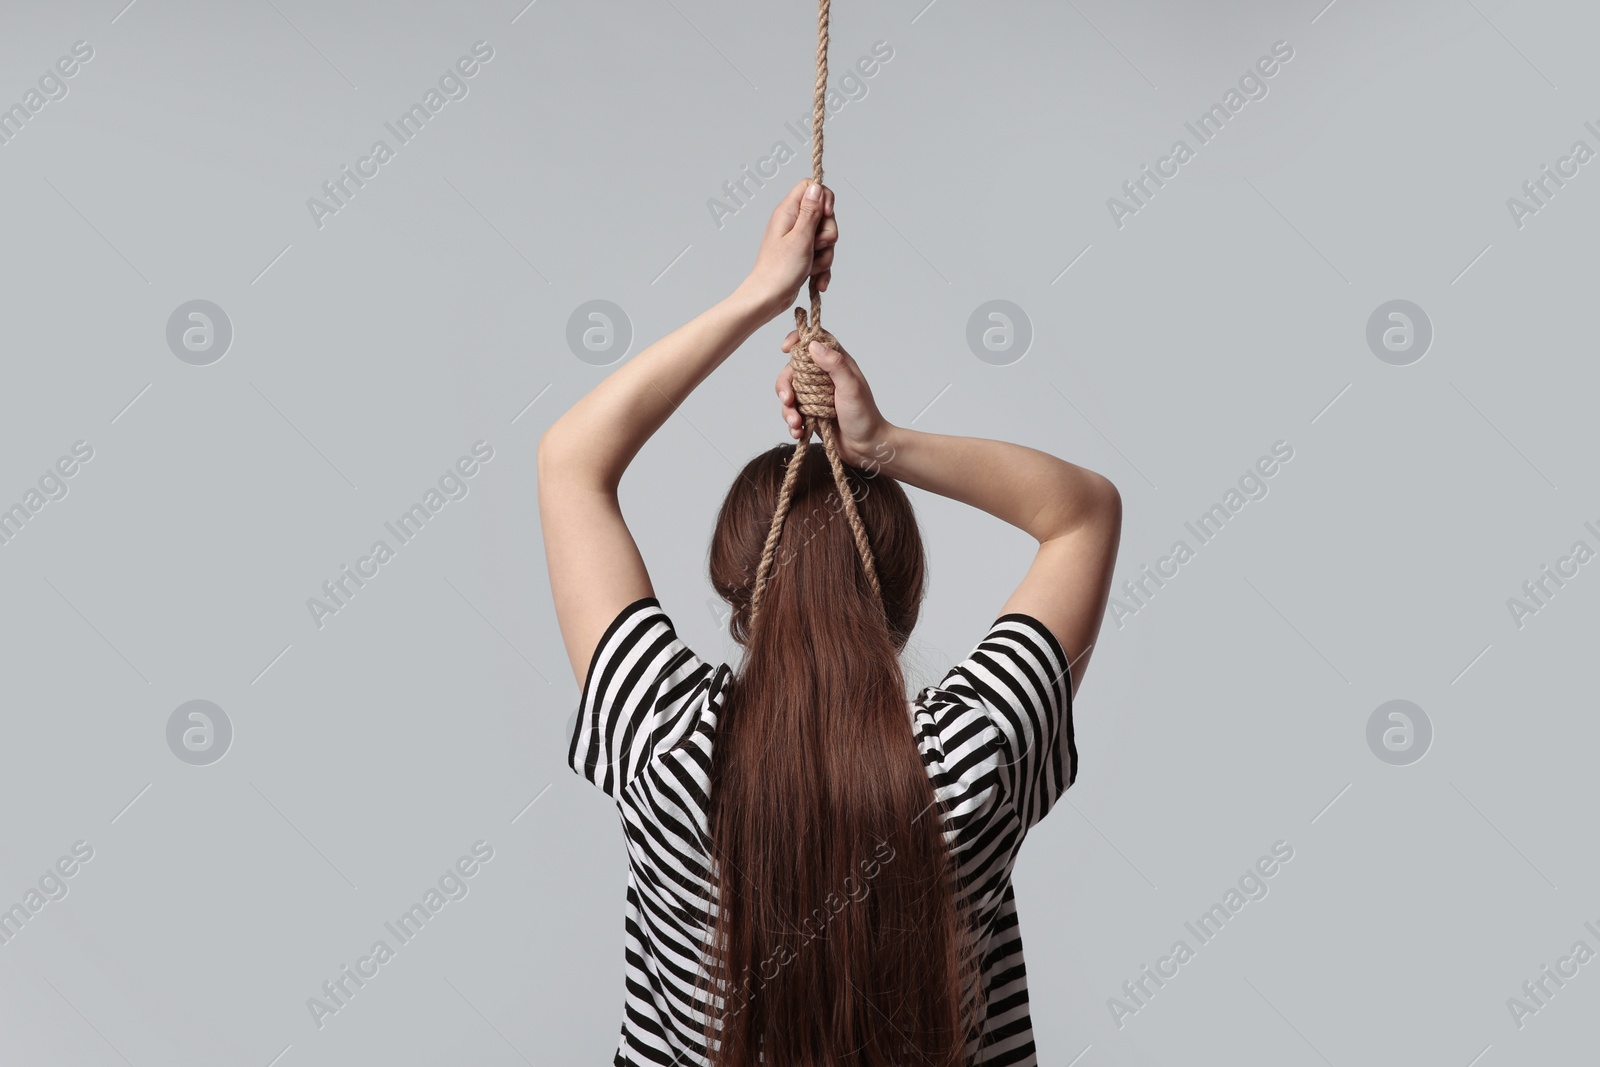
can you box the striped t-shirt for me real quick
[569,596,1076,1066]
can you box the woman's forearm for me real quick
[879,425,1116,543]
[540,281,778,490]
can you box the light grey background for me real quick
[1,0,1595,1064]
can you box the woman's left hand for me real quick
[741,180,836,316]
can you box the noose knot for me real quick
[789,306,841,421]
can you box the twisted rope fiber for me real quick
[748,0,883,627]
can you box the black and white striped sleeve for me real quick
[937,613,1075,829]
[568,596,714,798]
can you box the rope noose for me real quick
[747,0,883,628]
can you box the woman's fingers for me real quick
[811,250,834,284]
[815,215,838,249]
[775,364,803,437]
[779,401,801,436]
[775,363,797,409]
[780,328,800,353]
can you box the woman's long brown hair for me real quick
[702,442,980,1066]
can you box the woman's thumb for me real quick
[809,341,852,391]
[793,183,825,232]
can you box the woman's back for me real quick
[571,596,1076,1066]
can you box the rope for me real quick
[748,0,883,628]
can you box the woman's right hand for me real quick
[774,332,895,470]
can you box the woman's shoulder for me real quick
[570,597,732,798]
[907,612,1077,827]
[910,684,1004,778]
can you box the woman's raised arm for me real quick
[539,181,836,684]
[775,335,1121,694]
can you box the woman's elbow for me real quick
[1079,471,1122,537]
[1093,472,1122,518]
[1031,469,1120,542]
[538,424,616,491]
[536,426,563,479]
[537,425,582,485]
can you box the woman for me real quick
[540,179,1121,1066]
